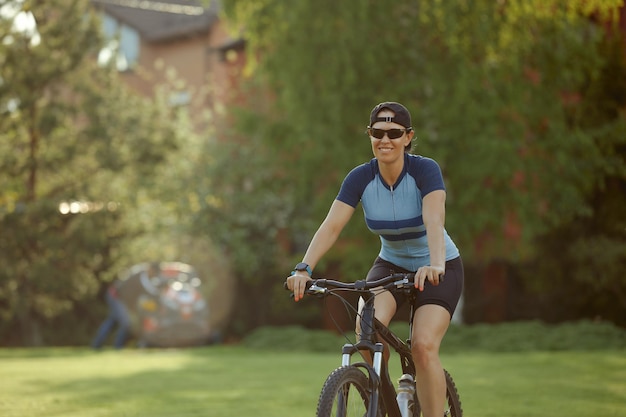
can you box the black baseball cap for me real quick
[369,102,412,129]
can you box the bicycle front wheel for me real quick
[317,366,375,417]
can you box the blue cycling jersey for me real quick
[336,153,460,271]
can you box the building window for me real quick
[97,13,139,71]
[169,91,191,107]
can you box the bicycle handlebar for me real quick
[284,273,416,297]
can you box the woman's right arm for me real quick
[287,199,355,301]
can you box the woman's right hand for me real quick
[286,273,312,302]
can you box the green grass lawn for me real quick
[0,346,624,417]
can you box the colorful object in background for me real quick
[94,262,214,349]
[135,262,212,347]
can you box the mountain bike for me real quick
[288,273,462,417]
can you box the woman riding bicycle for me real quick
[286,101,464,417]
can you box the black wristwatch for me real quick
[292,262,312,276]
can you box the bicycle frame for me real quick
[340,287,418,417]
[295,275,461,417]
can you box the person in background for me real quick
[92,262,161,349]
[286,102,464,417]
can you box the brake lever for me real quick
[397,273,445,287]
[307,283,327,296]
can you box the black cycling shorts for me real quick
[365,256,464,318]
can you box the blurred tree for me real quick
[0,0,183,345]
[194,139,296,333]
[524,32,626,325]
[210,0,625,329]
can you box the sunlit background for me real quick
[0,0,624,351]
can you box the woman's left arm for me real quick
[415,189,447,290]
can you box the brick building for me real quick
[91,0,246,132]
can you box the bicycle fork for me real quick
[340,295,404,417]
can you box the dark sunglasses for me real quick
[367,127,409,140]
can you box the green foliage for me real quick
[440,320,626,352]
[245,320,626,353]
[222,0,625,261]
[243,325,345,352]
[215,0,626,327]
[188,130,302,334]
[0,0,186,345]
[519,33,626,322]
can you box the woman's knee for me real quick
[412,335,440,356]
[411,309,449,369]
[411,336,441,369]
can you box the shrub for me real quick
[245,321,626,352]
[243,325,345,352]
[435,320,626,353]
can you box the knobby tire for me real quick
[443,369,463,417]
[317,366,376,417]
[414,369,463,417]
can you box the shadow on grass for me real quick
[16,346,326,416]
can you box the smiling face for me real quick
[369,109,413,164]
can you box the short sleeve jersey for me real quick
[336,153,459,271]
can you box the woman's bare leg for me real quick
[411,304,451,417]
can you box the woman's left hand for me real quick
[414,265,445,291]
